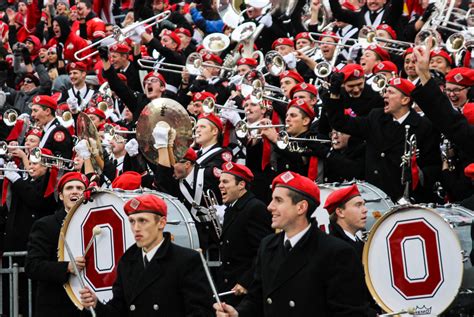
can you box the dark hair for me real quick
[230,174,251,191]
[286,189,319,222]
[78,0,92,9]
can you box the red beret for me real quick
[279,70,304,83]
[202,53,223,65]
[373,61,398,74]
[109,43,131,54]
[430,48,453,66]
[112,171,142,190]
[289,82,318,98]
[67,61,87,72]
[366,44,391,61]
[222,161,254,182]
[57,172,89,192]
[320,31,339,42]
[236,58,258,67]
[26,128,43,139]
[272,171,320,205]
[143,71,166,86]
[445,67,474,86]
[462,103,474,125]
[340,64,364,82]
[341,0,358,11]
[84,107,106,120]
[324,184,361,214]
[288,98,315,121]
[193,91,216,102]
[272,37,294,49]
[163,30,181,48]
[198,113,223,131]
[464,163,474,179]
[403,47,414,58]
[196,44,206,53]
[175,27,192,37]
[124,194,167,217]
[389,77,416,96]
[376,24,397,40]
[32,95,57,111]
[295,32,311,41]
[183,147,197,162]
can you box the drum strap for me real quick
[179,167,205,219]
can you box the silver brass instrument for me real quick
[446,31,474,53]
[74,11,172,61]
[370,73,388,93]
[234,120,287,139]
[264,50,286,76]
[137,58,185,75]
[30,147,75,170]
[314,61,332,78]
[202,97,246,114]
[3,109,18,127]
[0,141,28,156]
[0,167,29,173]
[414,29,443,49]
[276,130,332,151]
[103,123,136,141]
[358,26,377,49]
[201,189,222,239]
[398,125,418,204]
[441,133,455,171]
[202,33,230,54]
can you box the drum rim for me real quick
[57,189,119,309]
[362,204,465,314]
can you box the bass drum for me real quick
[363,205,464,316]
[429,204,474,315]
[58,189,199,309]
[312,181,394,233]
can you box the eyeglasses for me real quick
[23,79,33,84]
[144,78,161,85]
[444,88,467,95]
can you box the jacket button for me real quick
[220,242,223,246]
[153,304,159,311]
[226,240,230,244]
[224,278,228,283]
[289,300,295,307]
[374,170,378,175]
[226,261,230,265]
[130,304,136,311]
[380,152,385,157]
[266,298,272,305]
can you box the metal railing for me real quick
[0,251,32,317]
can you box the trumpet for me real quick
[30,147,76,171]
[103,123,136,141]
[252,88,289,104]
[0,141,28,156]
[201,189,222,239]
[276,130,333,151]
[358,26,377,49]
[314,61,332,78]
[3,109,18,127]
[264,50,286,77]
[414,29,443,50]
[446,31,474,53]
[0,167,29,173]
[74,11,172,61]
[371,73,389,93]
[202,98,246,115]
[234,120,287,139]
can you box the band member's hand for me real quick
[214,302,239,317]
[125,138,139,157]
[153,121,171,149]
[329,72,344,96]
[82,183,98,204]
[98,46,109,61]
[74,139,91,160]
[68,256,86,274]
[79,286,98,309]
[10,148,26,160]
[231,284,248,296]
[4,161,21,183]
[259,119,279,143]
[413,37,432,84]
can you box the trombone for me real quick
[74,11,172,61]
[30,147,76,171]
[202,97,246,115]
[103,123,136,141]
[234,120,287,139]
[276,130,332,150]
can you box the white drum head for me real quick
[363,205,464,315]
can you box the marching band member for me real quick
[272,38,297,71]
[325,71,441,202]
[429,48,453,76]
[79,194,213,316]
[215,171,369,317]
[402,47,419,84]
[216,162,272,305]
[236,58,258,77]
[372,60,398,81]
[109,43,143,93]
[361,44,391,77]
[84,106,106,128]
[444,67,474,111]
[25,172,90,316]
[30,95,73,159]
[175,27,196,57]
[58,61,96,109]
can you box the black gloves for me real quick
[22,47,31,65]
[421,3,436,22]
[329,72,344,95]
[98,46,109,61]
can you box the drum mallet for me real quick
[196,248,222,306]
[60,233,97,317]
[380,307,415,316]
[213,290,235,298]
[84,226,102,256]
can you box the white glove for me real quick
[258,13,273,28]
[4,161,21,183]
[18,113,30,121]
[125,138,139,157]
[67,97,79,113]
[220,108,241,127]
[131,25,146,43]
[105,108,121,122]
[283,53,297,69]
[74,139,91,159]
[228,74,243,86]
[0,91,6,108]
[152,121,170,149]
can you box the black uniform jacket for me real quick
[25,207,80,317]
[41,118,74,159]
[329,221,364,259]
[325,97,441,201]
[216,191,272,298]
[237,224,369,317]
[94,232,213,317]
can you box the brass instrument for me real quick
[3,109,18,127]
[314,61,332,78]
[0,141,28,156]
[202,33,230,54]
[217,0,242,29]
[441,134,455,171]
[446,31,474,53]
[0,167,29,173]
[201,189,223,239]
[136,98,193,164]
[276,130,333,151]
[398,125,418,204]
[76,112,104,174]
[358,26,377,49]
[370,73,389,93]
[264,50,286,76]
[30,147,76,170]
[74,11,172,61]
[234,120,287,139]
[414,29,443,49]
[202,97,246,114]
[300,0,329,31]
[103,123,136,141]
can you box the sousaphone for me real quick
[136,98,193,165]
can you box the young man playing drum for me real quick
[79,194,213,316]
[25,172,90,317]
